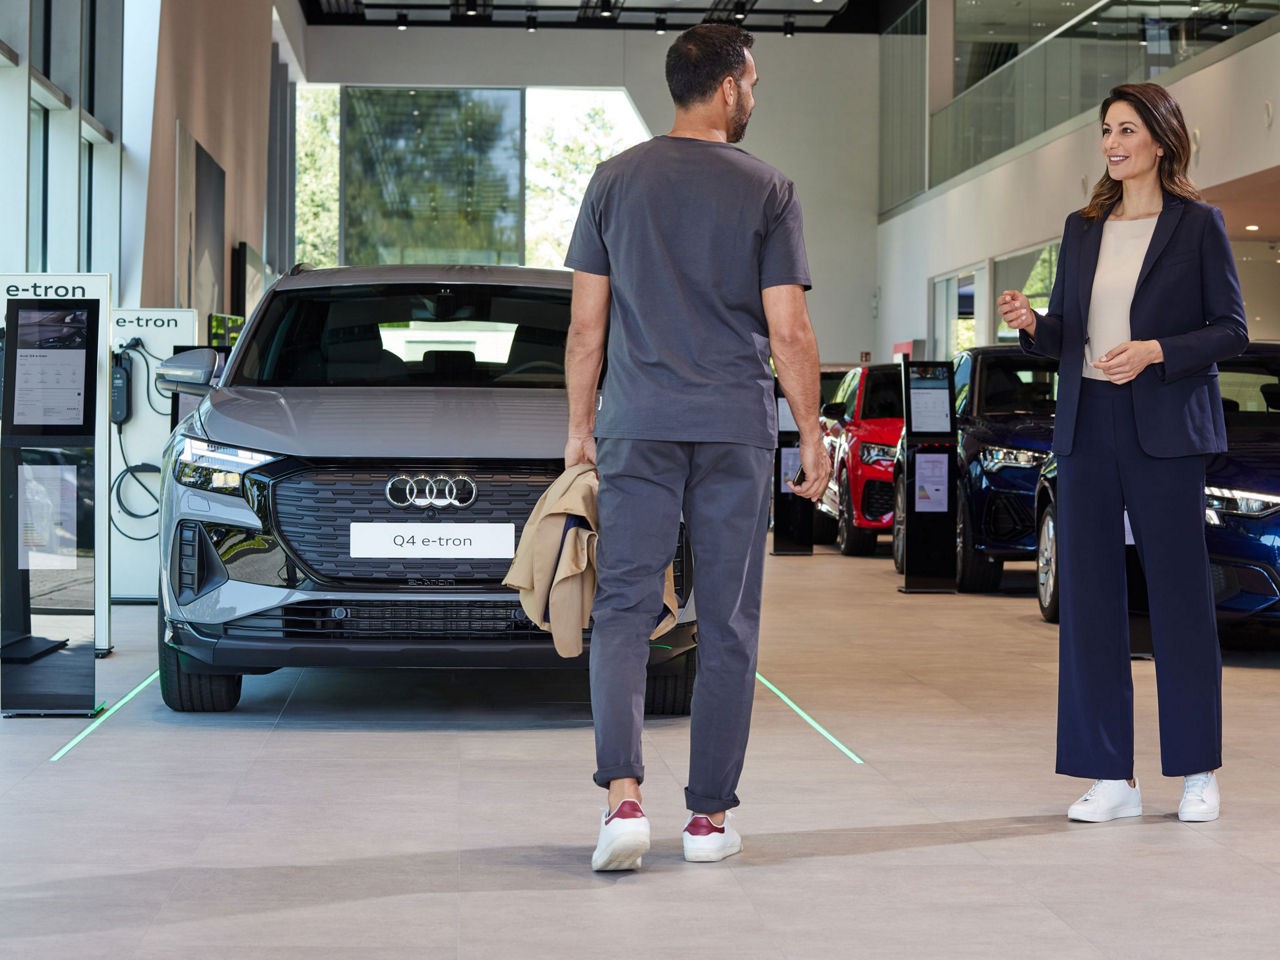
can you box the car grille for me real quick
[983,491,1035,544]
[271,462,559,587]
[860,480,895,521]
[216,599,556,644]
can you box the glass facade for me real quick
[27,102,47,272]
[932,0,1280,186]
[341,88,524,266]
[879,1,928,211]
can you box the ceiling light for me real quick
[655,13,666,33]
[733,0,746,19]
[600,0,613,17]
[465,0,478,15]
[396,10,408,29]
[784,15,795,36]
[526,8,537,30]
[1246,225,1260,231]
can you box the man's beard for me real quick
[728,100,751,143]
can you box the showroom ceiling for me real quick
[297,0,879,33]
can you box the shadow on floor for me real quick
[0,815,1079,935]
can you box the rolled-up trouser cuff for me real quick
[685,788,740,814]
[594,763,645,789]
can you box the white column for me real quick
[0,5,31,274]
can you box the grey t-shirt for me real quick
[564,135,811,449]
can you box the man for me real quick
[563,24,829,871]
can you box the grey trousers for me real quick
[590,437,773,813]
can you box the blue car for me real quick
[892,344,1057,590]
[1035,342,1280,624]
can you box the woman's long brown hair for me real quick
[1082,82,1201,221]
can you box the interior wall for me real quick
[303,27,880,365]
[138,0,275,311]
[877,26,1280,360]
[1235,240,1280,339]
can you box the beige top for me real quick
[1083,217,1159,381]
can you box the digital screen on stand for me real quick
[2,300,99,438]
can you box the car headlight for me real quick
[860,442,896,465]
[1204,487,1280,526]
[978,446,1049,472]
[174,437,279,496]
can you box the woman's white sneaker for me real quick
[1067,779,1143,822]
[591,799,651,871]
[1179,771,1220,822]
[682,812,742,862]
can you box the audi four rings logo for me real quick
[385,475,479,509]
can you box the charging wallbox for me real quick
[110,351,132,425]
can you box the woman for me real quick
[999,82,1247,823]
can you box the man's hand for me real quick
[787,436,830,502]
[1092,340,1162,385]
[565,434,597,469]
[998,289,1037,337]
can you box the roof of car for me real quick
[273,263,574,292]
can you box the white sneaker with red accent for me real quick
[591,799,650,871]
[683,812,742,862]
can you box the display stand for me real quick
[898,361,958,594]
[1,275,111,715]
[772,396,813,556]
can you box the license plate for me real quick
[349,523,515,559]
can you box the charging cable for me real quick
[110,422,162,542]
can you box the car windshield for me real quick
[977,357,1057,416]
[1219,355,1280,431]
[228,283,570,388]
[861,368,903,419]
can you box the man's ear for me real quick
[722,75,736,105]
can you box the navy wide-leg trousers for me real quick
[1056,378,1222,780]
[589,437,773,813]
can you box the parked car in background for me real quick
[892,344,1057,588]
[817,363,904,554]
[1036,342,1280,625]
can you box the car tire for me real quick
[955,483,1004,593]
[1037,502,1060,623]
[892,476,906,574]
[837,474,877,556]
[645,647,696,716]
[157,601,242,712]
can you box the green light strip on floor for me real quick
[755,672,864,764]
[49,671,160,763]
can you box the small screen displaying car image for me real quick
[11,309,90,428]
[907,364,951,434]
[977,359,1057,416]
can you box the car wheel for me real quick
[645,647,696,716]
[1037,502,1060,623]
[838,474,877,556]
[157,600,242,712]
[955,483,1004,593]
[892,476,906,574]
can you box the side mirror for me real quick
[820,402,845,421]
[157,348,220,397]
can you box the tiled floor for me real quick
[4,546,1280,959]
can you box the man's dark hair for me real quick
[665,25,755,109]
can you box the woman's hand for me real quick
[998,290,1037,337]
[1091,340,1163,385]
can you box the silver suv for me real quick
[156,265,697,713]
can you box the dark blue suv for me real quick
[1035,342,1280,624]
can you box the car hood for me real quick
[199,387,569,460]
[966,414,1054,451]
[1207,430,1280,496]
[854,417,904,445]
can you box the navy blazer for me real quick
[1021,194,1248,458]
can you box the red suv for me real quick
[816,364,904,555]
